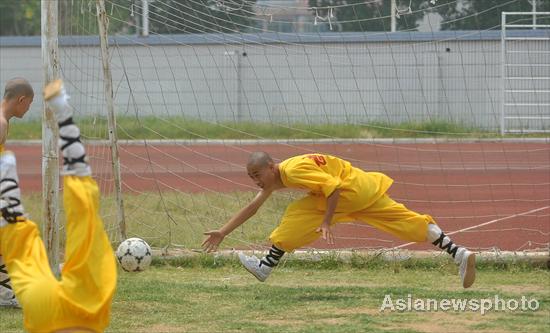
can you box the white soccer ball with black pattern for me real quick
[115,238,152,272]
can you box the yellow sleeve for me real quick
[285,161,341,197]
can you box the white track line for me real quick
[391,205,550,250]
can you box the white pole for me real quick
[237,51,243,122]
[532,0,537,30]
[500,12,506,135]
[96,0,127,240]
[40,0,61,276]
[142,0,149,37]
[390,0,397,32]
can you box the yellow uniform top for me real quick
[278,153,394,212]
[0,143,4,153]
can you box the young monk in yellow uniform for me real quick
[0,79,117,332]
[203,152,476,288]
[0,78,34,308]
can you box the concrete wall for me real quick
[1,31,548,131]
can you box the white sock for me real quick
[427,224,466,265]
[58,118,91,177]
[0,153,24,224]
[45,82,90,177]
[48,86,72,123]
[260,245,285,268]
[0,256,15,301]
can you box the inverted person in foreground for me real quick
[0,79,117,332]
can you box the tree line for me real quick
[0,0,548,36]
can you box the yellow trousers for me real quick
[0,176,116,332]
[270,193,435,252]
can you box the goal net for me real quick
[50,0,549,256]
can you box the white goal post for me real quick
[28,1,549,260]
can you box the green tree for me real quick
[0,0,41,36]
[59,0,136,36]
[308,0,430,32]
[0,0,258,36]
[433,0,550,30]
[308,0,550,32]
[0,0,137,36]
[146,0,257,34]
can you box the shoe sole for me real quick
[238,254,266,282]
[44,79,63,101]
[0,304,20,308]
[462,253,476,288]
[0,300,20,308]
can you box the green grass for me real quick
[0,263,548,332]
[9,116,499,140]
[12,116,550,140]
[18,191,550,270]
[21,190,293,249]
[8,191,549,332]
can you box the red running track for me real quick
[10,141,550,252]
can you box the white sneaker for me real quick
[459,250,476,288]
[0,297,20,308]
[238,253,272,282]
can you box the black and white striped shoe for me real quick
[57,117,91,176]
[0,297,20,308]
[0,258,20,308]
[0,152,25,226]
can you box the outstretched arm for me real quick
[202,189,273,252]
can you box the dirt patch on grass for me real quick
[490,284,549,294]
[332,306,381,316]
[260,317,348,328]
[379,312,517,333]
[138,324,186,333]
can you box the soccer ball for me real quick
[115,238,152,272]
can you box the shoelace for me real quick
[431,232,459,258]
[0,263,14,295]
[59,117,87,167]
[260,245,285,268]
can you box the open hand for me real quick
[202,230,225,252]
[316,222,335,245]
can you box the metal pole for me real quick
[237,51,243,122]
[532,0,537,30]
[390,0,397,32]
[41,0,61,276]
[96,0,127,240]
[500,12,506,135]
[142,0,149,37]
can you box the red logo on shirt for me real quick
[305,154,327,167]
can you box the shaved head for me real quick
[3,78,34,100]
[247,152,280,190]
[247,151,273,170]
